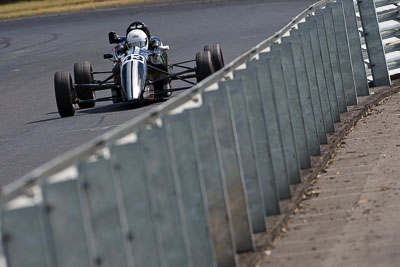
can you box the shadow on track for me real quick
[76,99,166,115]
[26,99,166,124]
[45,111,59,115]
[26,116,62,124]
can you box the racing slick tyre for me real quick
[204,44,224,71]
[74,61,95,109]
[195,51,215,82]
[54,71,75,117]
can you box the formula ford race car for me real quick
[54,22,224,117]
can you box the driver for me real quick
[126,29,148,49]
[125,21,156,50]
[124,21,168,67]
[126,21,151,41]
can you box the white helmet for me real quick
[126,29,148,49]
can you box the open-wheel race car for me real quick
[54,21,224,117]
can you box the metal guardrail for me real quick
[356,0,400,84]
[0,0,393,266]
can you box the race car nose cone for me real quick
[121,56,147,100]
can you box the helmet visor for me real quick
[128,40,147,49]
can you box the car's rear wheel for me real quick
[54,71,75,117]
[204,44,224,71]
[195,51,215,82]
[74,61,95,109]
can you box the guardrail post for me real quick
[42,179,92,267]
[260,51,302,185]
[300,20,335,134]
[357,0,391,86]
[246,59,292,200]
[295,26,328,145]
[136,127,193,266]
[77,158,131,267]
[1,204,54,267]
[189,105,238,267]
[162,112,217,267]
[202,86,257,242]
[329,1,359,104]
[312,13,341,123]
[233,68,281,216]
[316,8,348,113]
[216,78,267,233]
[271,42,311,169]
[110,142,163,267]
[338,0,370,96]
[282,34,321,156]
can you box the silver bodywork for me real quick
[116,37,166,101]
[120,47,148,100]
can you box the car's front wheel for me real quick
[74,61,95,109]
[195,51,215,82]
[54,71,75,117]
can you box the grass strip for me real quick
[0,0,151,20]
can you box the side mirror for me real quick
[159,45,170,51]
[103,53,113,59]
[108,31,118,44]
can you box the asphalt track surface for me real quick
[0,0,315,186]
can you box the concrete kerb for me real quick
[237,80,400,266]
